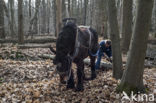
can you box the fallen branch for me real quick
[38,54,55,60]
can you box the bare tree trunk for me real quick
[107,0,123,79]
[117,0,154,94]
[29,0,31,18]
[28,0,41,35]
[62,0,66,18]
[52,0,57,36]
[121,0,133,54]
[41,0,46,34]
[153,0,156,38]
[103,0,108,39]
[83,0,88,25]
[71,0,74,17]
[18,0,24,44]
[0,0,5,39]
[2,0,11,38]
[68,0,71,17]
[9,0,16,37]
[47,0,50,34]
[56,0,62,37]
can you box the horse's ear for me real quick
[49,46,56,54]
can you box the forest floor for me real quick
[0,45,156,103]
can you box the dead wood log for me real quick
[38,54,156,68]
[17,44,52,49]
[38,54,113,68]
[148,39,156,45]
[0,38,56,44]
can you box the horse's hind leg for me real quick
[67,69,75,89]
[75,61,84,91]
[90,56,96,80]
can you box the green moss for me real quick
[11,50,16,54]
[16,51,24,59]
[116,82,146,96]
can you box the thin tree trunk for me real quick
[28,0,41,35]
[0,0,5,39]
[90,0,94,26]
[56,0,62,37]
[107,0,123,79]
[47,0,50,34]
[52,0,57,36]
[29,0,31,18]
[121,0,133,54]
[153,0,156,38]
[9,0,16,37]
[71,0,74,17]
[41,0,46,34]
[28,0,31,36]
[68,0,71,17]
[117,0,154,94]
[83,0,88,25]
[62,0,66,18]
[18,0,24,44]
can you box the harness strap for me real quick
[87,27,92,48]
[67,27,79,82]
[71,27,80,60]
[67,26,93,82]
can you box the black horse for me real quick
[53,21,98,91]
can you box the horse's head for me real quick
[53,54,72,76]
[53,22,77,76]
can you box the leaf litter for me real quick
[0,46,156,103]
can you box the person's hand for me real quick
[110,56,112,60]
[106,57,112,63]
[106,57,111,61]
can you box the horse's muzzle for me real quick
[56,70,68,76]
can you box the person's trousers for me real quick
[95,50,103,69]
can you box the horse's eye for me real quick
[57,63,62,68]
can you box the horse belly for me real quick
[73,48,89,63]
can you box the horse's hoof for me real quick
[67,84,75,89]
[83,77,90,81]
[75,87,84,92]
[60,80,66,84]
[75,85,84,92]
[91,73,96,80]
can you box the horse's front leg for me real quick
[90,56,96,80]
[75,61,84,91]
[67,69,75,89]
[59,74,66,84]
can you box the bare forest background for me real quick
[0,0,156,102]
[1,0,156,41]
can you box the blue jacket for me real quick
[99,40,112,57]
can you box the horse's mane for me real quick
[56,22,77,61]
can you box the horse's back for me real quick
[78,26,99,55]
